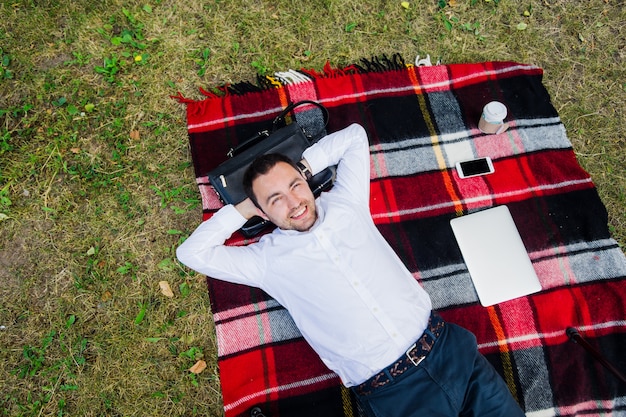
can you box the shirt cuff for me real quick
[302,144,328,177]
[211,204,249,231]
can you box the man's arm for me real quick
[301,123,370,205]
[175,202,265,286]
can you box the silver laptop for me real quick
[450,205,542,306]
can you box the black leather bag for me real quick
[208,122,310,206]
[207,101,334,237]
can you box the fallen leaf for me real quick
[189,360,207,374]
[159,281,174,298]
[70,147,81,154]
[516,22,528,30]
[401,1,410,9]
[130,130,140,140]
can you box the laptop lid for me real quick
[450,205,542,306]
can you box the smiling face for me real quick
[251,161,317,232]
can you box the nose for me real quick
[285,192,299,209]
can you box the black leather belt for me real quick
[354,311,445,396]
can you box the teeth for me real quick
[292,207,306,218]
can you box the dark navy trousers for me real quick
[352,323,526,417]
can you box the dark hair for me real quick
[243,153,300,208]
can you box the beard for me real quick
[268,200,318,232]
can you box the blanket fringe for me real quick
[171,92,196,104]
[226,81,266,95]
[353,54,406,73]
[198,86,224,98]
[172,53,409,101]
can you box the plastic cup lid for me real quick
[483,101,507,122]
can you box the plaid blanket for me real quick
[177,56,626,417]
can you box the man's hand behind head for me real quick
[235,198,262,220]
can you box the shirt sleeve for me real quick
[176,204,266,287]
[302,123,370,206]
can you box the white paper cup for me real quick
[479,101,509,134]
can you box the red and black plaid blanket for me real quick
[177,56,626,417]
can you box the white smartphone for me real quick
[455,157,495,179]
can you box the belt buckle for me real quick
[405,343,425,367]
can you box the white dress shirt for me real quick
[177,123,432,386]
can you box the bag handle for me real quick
[270,100,329,133]
[227,100,328,158]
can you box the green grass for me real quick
[0,0,624,416]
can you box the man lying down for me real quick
[177,123,525,417]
